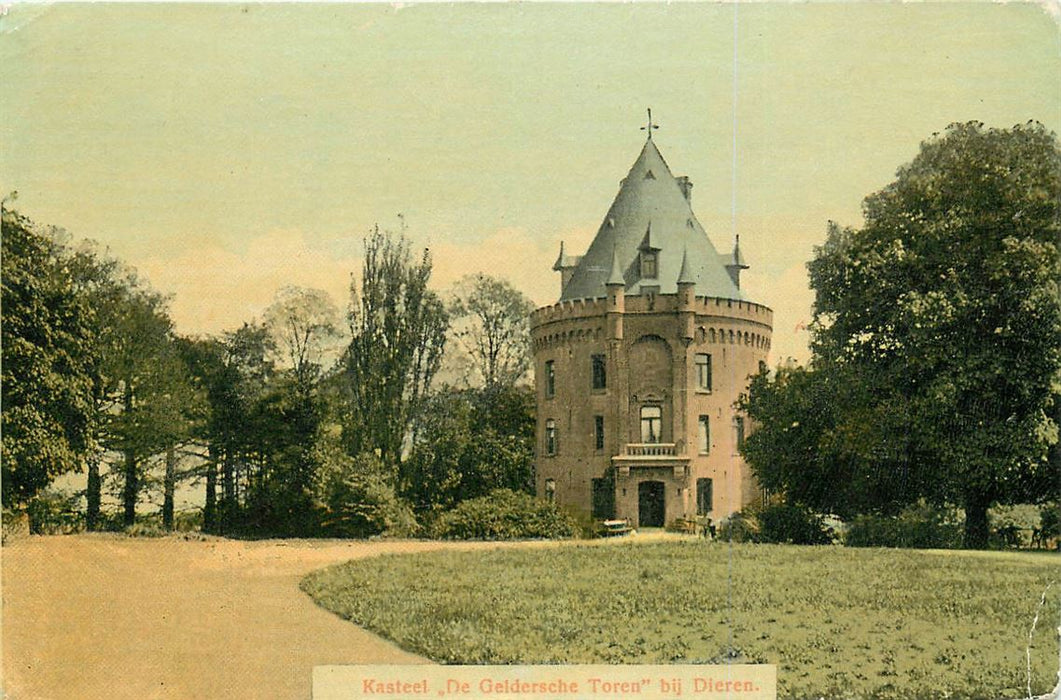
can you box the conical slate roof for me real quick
[559,139,744,302]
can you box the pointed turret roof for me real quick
[677,247,696,285]
[606,246,625,286]
[552,241,582,271]
[558,138,745,301]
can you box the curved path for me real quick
[2,534,561,699]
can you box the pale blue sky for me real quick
[3,2,1059,363]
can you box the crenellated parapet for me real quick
[532,294,771,324]
[531,293,773,352]
[530,296,610,325]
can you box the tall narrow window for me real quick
[545,419,557,456]
[545,478,556,503]
[640,251,658,279]
[733,416,745,451]
[697,478,713,515]
[544,360,555,398]
[594,415,605,451]
[591,354,607,390]
[695,353,712,391]
[640,406,662,443]
[698,415,710,454]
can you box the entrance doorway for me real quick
[638,481,665,528]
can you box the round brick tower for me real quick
[531,133,772,527]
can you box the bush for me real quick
[845,502,962,549]
[718,511,758,543]
[429,489,581,540]
[757,503,835,545]
[319,451,419,539]
[25,489,83,535]
[988,504,1038,549]
[2,508,30,543]
[1037,503,1060,548]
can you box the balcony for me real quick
[612,442,689,478]
[622,443,679,457]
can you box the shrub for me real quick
[319,451,419,539]
[1037,503,1060,548]
[757,503,834,545]
[25,489,83,535]
[845,502,962,549]
[718,511,758,543]
[988,504,1037,549]
[429,489,580,540]
[2,508,30,542]
[171,509,203,533]
[122,521,167,538]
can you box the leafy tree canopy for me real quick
[447,274,535,388]
[1,211,96,507]
[743,121,1061,548]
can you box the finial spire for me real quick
[640,108,659,141]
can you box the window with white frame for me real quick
[640,406,662,443]
[695,353,712,391]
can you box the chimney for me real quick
[676,176,693,203]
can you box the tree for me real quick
[447,274,535,388]
[747,122,1061,548]
[316,443,418,538]
[104,291,200,526]
[403,384,535,512]
[262,286,340,393]
[1,211,95,508]
[739,363,931,519]
[67,243,200,528]
[248,286,341,533]
[341,226,448,471]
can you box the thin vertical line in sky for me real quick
[726,0,738,669]
[731,2,739,240]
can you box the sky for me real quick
[3,2,1059,365]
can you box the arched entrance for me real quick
[638,481,665,528]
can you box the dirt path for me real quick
[1,534,544,700]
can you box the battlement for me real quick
[530,296,610,326]
[691,296,773,325]
[531,294,772,328]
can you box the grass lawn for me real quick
[301,540,1060,699]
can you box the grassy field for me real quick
[301,540,1060,699]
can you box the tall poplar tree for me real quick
[341,227,448,474]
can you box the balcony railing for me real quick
[622,443,679,457]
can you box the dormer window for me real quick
[640,251,658,279]
[638,223,661,280]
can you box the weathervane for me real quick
[640,108,659,140]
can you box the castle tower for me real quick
[530,127,773,527]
